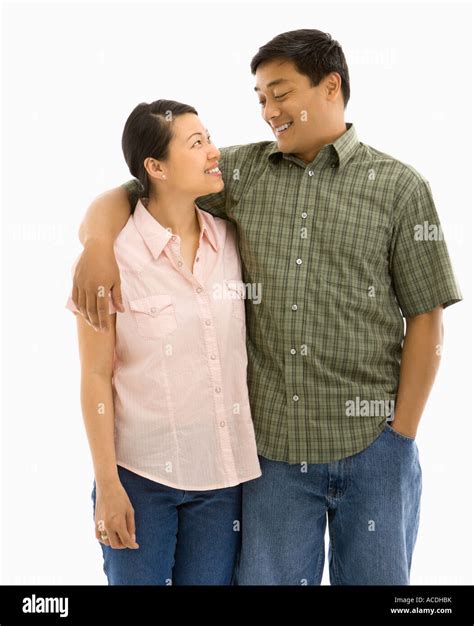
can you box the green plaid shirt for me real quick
[123,122,462,463]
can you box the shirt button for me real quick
[301,212,307,219]
[205,319,211,326]
[308,170,314,176]
[215,387,221,393]
[290,348,296,355]
[220,421,226,427]
[172,235,177,241]
[196,287,203,293]
[288,163,293,168]
[291,304,298,311]
[331,163,336,168]
[210,354,216,360]
[293,394,299,402]
[196,257,199,262]
[150,307,157,315]
[296,258,302,265]
[177,260,183,267]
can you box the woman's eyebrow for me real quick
[186,129,210,141]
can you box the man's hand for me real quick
[72,241,124,332]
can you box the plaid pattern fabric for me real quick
[122,122,462,463]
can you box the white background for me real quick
[1,0,472,585]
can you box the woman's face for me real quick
[157,113,224,198]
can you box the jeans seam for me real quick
[328,523,341,585]
[313,540,325,585]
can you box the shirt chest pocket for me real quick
[225,279,246,321]
[129,294,178,339]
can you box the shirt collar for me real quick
[268,122,360,170]
[133,197,219,260]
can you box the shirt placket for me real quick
[284,151,336,462]
[283,158,311,461]
[166,236,238,481]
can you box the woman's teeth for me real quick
[205,166,221,175]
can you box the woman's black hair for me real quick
[122,99,198,197]
[250,29,350,109]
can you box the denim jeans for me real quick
[91,464,242,585]
[235,421,422,585]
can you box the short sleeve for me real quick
[390,179,463,317]
[64,254,117,316]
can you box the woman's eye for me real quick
[193,136,211,147]
[258,101,265,107]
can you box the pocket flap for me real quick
[130,294,173,316]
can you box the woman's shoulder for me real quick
[113,216,151,272]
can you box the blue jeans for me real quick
[235,422,422,585]
[91,465,241,585]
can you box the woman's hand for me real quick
[72,241,125,332]
[94,481,139,549]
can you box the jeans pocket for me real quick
[385,422,416,443]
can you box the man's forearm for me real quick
[80,373,119,487]
[78,187,132,246]
[393,306,444,436]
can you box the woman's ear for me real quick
[144,157,166,181]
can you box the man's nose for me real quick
[263,102,281,124]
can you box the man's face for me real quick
[254,58,338,162]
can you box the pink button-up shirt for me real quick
[65,198,262,490]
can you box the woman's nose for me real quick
[208,143,220,161]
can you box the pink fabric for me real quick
[65,198,261,490]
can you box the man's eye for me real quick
[258,101,265,106]
[275,92,290,100]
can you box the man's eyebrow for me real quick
[254,79,291,92]
[187,129,210,141]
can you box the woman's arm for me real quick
[76,310,119,486]
[74,186,133,332]
[76,311,138,549]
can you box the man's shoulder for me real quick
[357,141,429,196]
[219,140,276,163]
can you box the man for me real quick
[71,29,462,584]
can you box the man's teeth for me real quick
[205,166,220,174]
[276,122,292,132]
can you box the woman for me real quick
[65,99,262,585]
